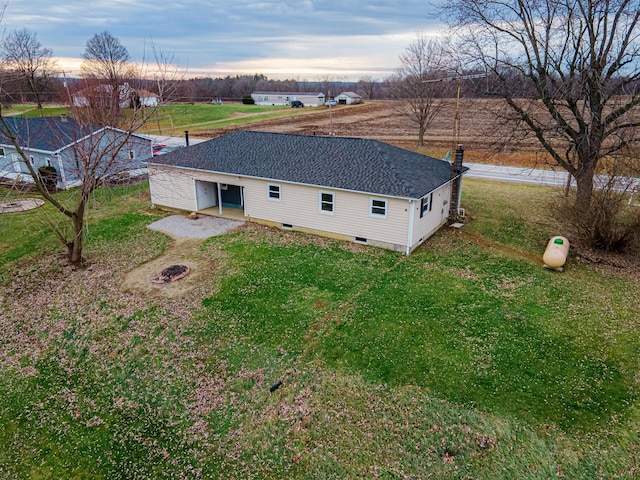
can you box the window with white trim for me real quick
[268,183,281,201]
[319,191,334,214]
[0,148,5,157]
[370,198,387,218]
[420,193,433,218]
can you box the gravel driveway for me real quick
[147,215,244,239]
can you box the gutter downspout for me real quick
[406,199,415,255]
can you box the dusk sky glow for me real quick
[4,1,442,80]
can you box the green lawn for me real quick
[1,179,639,478]
[9,102,304,134]
[141,103,289,132]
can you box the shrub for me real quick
[38,166,58,192]
[556,186,640,254]
[242,96,254,105]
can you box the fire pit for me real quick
[151,264,190,284]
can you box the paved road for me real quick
[464,162,639,193]
[464,163,572,187]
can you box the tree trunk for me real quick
[574,166,595,214]
[69,210,85,265]
[418,125,425,146]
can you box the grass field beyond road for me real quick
[0,180,639,478]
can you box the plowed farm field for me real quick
[197,99,548,167]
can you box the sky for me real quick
[2,0,443,81]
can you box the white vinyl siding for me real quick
[411,183,452,247]
[244,180,410,247]
[148,165,199,212]
[148,166,431,251]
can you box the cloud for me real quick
[3,0,442,80]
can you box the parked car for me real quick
[152,144,167,155]
[326,100,338,107]
[153,144,184,156]
[291,100,304,108]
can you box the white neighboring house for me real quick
[335,92,363,105]
[135,89,160,107]
[147,131,468,254]
[72,83,159,108]
[251,91,325,107]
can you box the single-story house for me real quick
[147,131,467,254]
[0,116,152,189]
[336,92,363,105]
[251,91,325,107]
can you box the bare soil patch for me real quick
[120,238,214,298]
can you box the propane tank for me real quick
[543,236,570,271]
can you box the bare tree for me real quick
[81,31,136,124]
[395,35,449,146]
[145,42,184,105]
[357,76,379,100]
[1,41,183,265]
[442,0,640,217]
[1,29,57,110]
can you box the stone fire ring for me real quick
[151,264,190,284]
[0,198,45,214]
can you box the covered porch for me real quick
[194,179,245,220]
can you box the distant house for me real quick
[147,131,467,254]
[0,116,152,189]
[72,83,159,109]
[134,89,160,107]
[251,91,325,107]
[335,92,363,105]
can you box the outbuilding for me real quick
[335,92,363,105]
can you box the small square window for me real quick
[370,198,387,217]
[0,147,5,157]
[268,184,281,200]
[320,191,334,214]
[420,193,433,218]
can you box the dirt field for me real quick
[196,99,547,167]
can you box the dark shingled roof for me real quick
[0,116,147,152]
[148,131,466,199]
[0,116,98,152]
